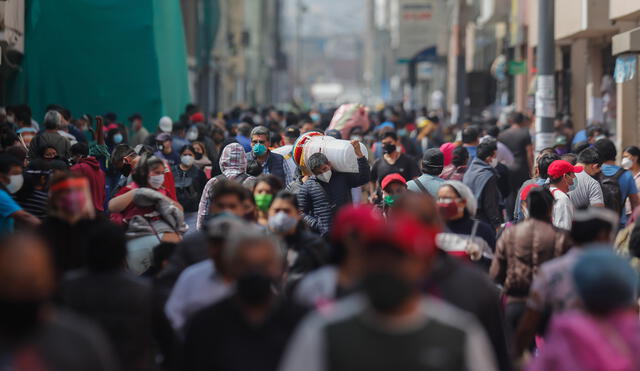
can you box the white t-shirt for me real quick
[551,186,574,231]
[568,170,604,209]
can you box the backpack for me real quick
[598,168,626,214]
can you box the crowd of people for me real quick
[0,102,639,371]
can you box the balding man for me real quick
[0,233,119,371]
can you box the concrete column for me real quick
[585,40,604,125]
[570,39,588,132]
[616,55,639,153]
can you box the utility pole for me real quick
[447,0,467,125]
[294,0,303,101]
[364,0,375,105]
[535,0,555,152]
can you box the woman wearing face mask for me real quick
[436,181,496,257]
[622,146,640,216]
[106,128,125,152]
[191,141,212,170]
[171,145,207,233]
[109,155,185,274]
[490,186,570,331]
[37,173,109,275]
[268,191,327,290]
[253,174,283,227]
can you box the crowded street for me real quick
[0,0,640,370]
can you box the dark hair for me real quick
[587,125,608,139]
[131,154,165,187]
[476,140,497,161]
[179,144,196,155]
[451,146,469,167]
[462,126,479,144]
[254,174,284,195]
[527,187,554,222]
[146,242,177,276]
[623,146,640,165]
[510,111,525,124]
[571,218,613,245]
[572,141,590,155]
[71,142,89,157]
[5,145,27,164]
[486,125,500,138]
[538,153,560,179]
[577,147,601,165]
[86,222,127,271]
[561,153,577,165]
[380,131,398,141]
[211,179,249,203]
[270,131,282,145]
[0,153,21,174]
[273,191,299,210]
[593,138,616,162]
[111,144,136,168]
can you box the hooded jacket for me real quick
[196,143,255,230]
[71,157,106,212]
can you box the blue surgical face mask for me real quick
[253,143,267,156]
[113,133,123,144]
[310,113,320,123]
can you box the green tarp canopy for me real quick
[7,0,191,131]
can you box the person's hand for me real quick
[95,116,103,130]
[351,140,364,158]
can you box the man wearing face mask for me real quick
[280,215,498,371]
[184,229,308,371]
[0,233,120,371]
[298,141,370,237]
[463,140,503,229]
[547,159,583,231]
[0,154,40,235]
[155,132,180,166]
[370,131,420,190]
[246,126,286,184]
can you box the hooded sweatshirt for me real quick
[196,143,255,230]
[71,157,106,212]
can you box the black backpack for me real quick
[598,168,626,214]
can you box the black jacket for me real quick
[284,226,328,285]
[59,270,155,371]
[298,157,370,236]
[171,164,207,212]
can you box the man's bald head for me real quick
[0,234,55,301]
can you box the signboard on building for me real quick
[393,0,441,63]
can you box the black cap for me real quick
[285,126,300,139]
[422,148,444,167]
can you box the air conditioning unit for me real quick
[0,0,24,56]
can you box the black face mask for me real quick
[0,298,43,340]
[194,152,203,160]
[362,271,413,314]
[120,163,132,177]
[383,143,396,154]
[236,272,274,307]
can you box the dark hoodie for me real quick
[71,157,106,212]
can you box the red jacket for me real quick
[71,157,106,212]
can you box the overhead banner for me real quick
[394,0,441,63]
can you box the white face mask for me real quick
[490,157,498,167]
[148,174,164,189]
[181,155,195,166]
[186,129,198,141]
[622,157,633,170]
[316,170,332,183]
[268,211,298,234]
[6,174,23,194]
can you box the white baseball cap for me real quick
[158,116,173,133]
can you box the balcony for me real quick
[610,0,640,22]
[555,0,617,41]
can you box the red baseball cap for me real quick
[190,112,205,123]
[381,173,407,191]
[547,160,583,178]
[520,184,540,202]
[370,214,439,260]
[331,205,385,244]
[440,142,456,166]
